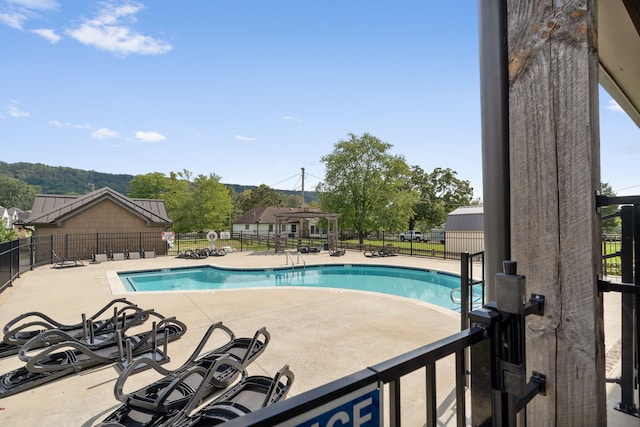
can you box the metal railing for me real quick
[597,196,640,418]
[284,251,306,269]
[222,261,545,427]
[0,239,21,293]
[224,327,487,427]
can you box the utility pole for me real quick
[301,167,305,208]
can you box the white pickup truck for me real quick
[399,231,423,241]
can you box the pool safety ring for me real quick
[206,231,218,242]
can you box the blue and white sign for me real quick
[278,383,381,427]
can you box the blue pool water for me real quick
[119,265,463,310]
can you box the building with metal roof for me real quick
[444,206,484,255]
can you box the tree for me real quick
[0,176,37,210]
[188,173,233,232]
[237,184,289,213]
[409,166,473,229]
[129,170,233,232]
[600,182,619,233]
[162,172,193,233]
[318,133,416,244]
[0,219,18,242]
[128,172,169,198]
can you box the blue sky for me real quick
[1,1,638,199]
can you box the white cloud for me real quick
[283,115,301,122]
[235,135,256,141]
[49,120,93,129]
[7,105,29,118]
[0,0,59,30]
[0,11,26,29]
[30,27,60,43]
[48,119,66,127]
[7,0,58,9]
[66,1,172,56]
[91,127,120,139]
[134,130,166,142]
[607,99,624,113]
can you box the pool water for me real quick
[119,265,463,310]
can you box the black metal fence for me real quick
[597,196,640,417]
[0,239,21,294]
[0,232,169,292]
[165,230,484,260]
[0,230,479,292]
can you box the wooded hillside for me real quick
[0,161,317,202]
[0,161,133,195]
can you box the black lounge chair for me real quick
[51,250,84,268]
[99,323,270,427]
[0,313,186,399]
[0,298,148,359]
[176,249,209,259]
[363,248,380,257]
[329,248,346,256]
[172,359,294,426]
[207,248,226,256]
[378,247,397,257]
[298,245,322,254]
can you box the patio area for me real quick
[0,250,635,426]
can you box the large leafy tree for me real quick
[163,171,198,232]
[128,172,169,199]
[237,184,290,213]
[0,176,37,210]
[318,133,416,244]
[409,166,473,229]
[128,170,233,232]
[188,173,233,232]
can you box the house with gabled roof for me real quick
[232,207,337,238]
[0,206,28,230]
[24,187,172,259]
[233,206,327,238]
[232,206,340,252]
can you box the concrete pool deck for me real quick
[0,250,634,426]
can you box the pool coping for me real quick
[107,262,464,315]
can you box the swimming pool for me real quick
[118,264,464,310]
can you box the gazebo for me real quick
[274,210,339,252]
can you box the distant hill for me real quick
[0,161,134,195]
[0,162,318,203]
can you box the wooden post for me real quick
[507,0,605,424]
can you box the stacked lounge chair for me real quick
[0,298,148,359]
[0,310,187,398]
[98,323,271,426]
[364,247,397,257]
[171,359,294,426]
[176,248,226,259]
